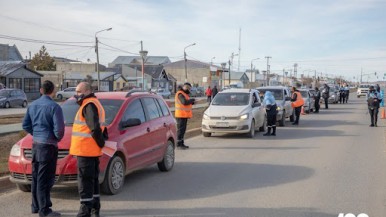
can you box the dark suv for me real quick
[9,90,177,194]
[0,88,28,108]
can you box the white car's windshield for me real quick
[212,93,249,106]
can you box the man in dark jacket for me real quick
[322,84,330,109]
[211,85,218,99]
[23,80,65,217]
[314,87,321,113]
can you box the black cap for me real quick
[370,85,374,89]
[184,82,192,87]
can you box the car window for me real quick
[122,99,146,123]
[61,99,123,126]
[300,91,308,98]
[212,93,249,106]
[142,97,162,120]
[0,90,8,97]
[156,98,170,116]
[258,89,283,100]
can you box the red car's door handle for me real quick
[147,127,151,132]
[163,123,167,127]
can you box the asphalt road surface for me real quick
[0,96,385,217]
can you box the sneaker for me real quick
[177,145,189,150]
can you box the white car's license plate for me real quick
[216,122,229,127]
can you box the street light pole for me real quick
[265,56,271,86]
[184,43,196,83]
[250,58,260,83]
[139,41,148,91]
[95,27,112,91]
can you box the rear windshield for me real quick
[257,89,283,100]
[360,85,370,88]
[62,99,123,126]
[212,93,250,106]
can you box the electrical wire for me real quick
[98,41,138,55]
[0,34,94,48]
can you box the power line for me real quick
[0,34,94,47]
[98,41,138,55]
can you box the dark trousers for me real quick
[31,143,58,216]
[294,107,302,124]
[369,107,379,125]
[339,94,346,104]
[207,96,211,103]
[77,157,100,210]
[324,98,329,109]
[267,114,277,127]
[176,118,188,146]
[314,98,320,112]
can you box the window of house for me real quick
[8,78,22,89]
[116,82,120,89]
[24,78,40,93]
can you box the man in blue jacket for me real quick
[23,80,65,217]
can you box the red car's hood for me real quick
[19,126,73,150]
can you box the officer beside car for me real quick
[314,87,321,113]
[262,91,278,136]
[322,84,330,109]
[175,83,195,149]
[367,85,382,127]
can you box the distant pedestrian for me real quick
[212,85,218,98]
[314,87,321,113]
[339,85,346,104]
[22,80,65,217]
[376,84,381,93]
[175,82,195,149]
[70,82,107,217]
[291,86,304,125]
[205,86,212,103]
[344,84,350,103]
[322,84,330,109]
[263,91,278,136]
[367,85,382,127]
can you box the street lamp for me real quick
[221,62,227,89]
[184,43,196,82]
[139,50,148,90]
[210,57,216,65]
[250,58,260,83]
[95,27,112,91]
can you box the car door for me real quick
[251,92,263,127]
[119,98,150,170]
[283,89,292,117]
[9,90,18,107]
[141,97,167,164]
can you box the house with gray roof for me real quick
[109,56,171,67]
[0,61,43,100]
[63,71,117,91]
[0,44,23,61]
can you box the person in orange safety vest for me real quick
[290,86,304,125]
[175,82,195,149]
[70,82,107,217]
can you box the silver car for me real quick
[56,87,76,100]
[256,86,294,126]
[152,88,171,99]
[299,89,315,113]
[0,89,28,108]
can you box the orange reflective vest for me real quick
[291,92,304,108]
[70,97,106,157]
[175,90,193,118]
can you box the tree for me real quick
[29,46,56,71]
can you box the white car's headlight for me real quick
[203,113,210,120]
[239,114,249,120]
[276,106,281,111]
[10,144,21,157]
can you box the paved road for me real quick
[0,96,385,217]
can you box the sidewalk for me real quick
[0,103,208,135]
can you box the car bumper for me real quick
[202,118,251,134]
[8,152,78,186]
[357,93,367,96]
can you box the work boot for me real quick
[271,126,276,136]
[263,127,271,136]
[177,144,189,149]
[77,204,91,217]
[91,200,100,217]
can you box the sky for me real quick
[0,0,385,82]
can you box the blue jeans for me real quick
[31,143,58,216]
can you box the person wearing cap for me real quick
[175,82,195,149]
[367,85,382,127]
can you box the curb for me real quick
[0,175,14,194]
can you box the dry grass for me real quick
[0,114,24,125]
[0,132,24,175]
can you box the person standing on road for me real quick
[344,84,350,103]
[376,83,381,93]
[339,85,346,104]
[322,84,330,109]
[291,86,304,125]
[22,80,65,217]
[262,91,278,136]
[175,82,195,149]
[212,85,218,99]
[314,87,321,113]
[366,85,382,127]
[205,86,212,103]
[70,82,107,217]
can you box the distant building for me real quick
[63,71,117,91]
[0,44,23,61]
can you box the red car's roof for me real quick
[94,91,157,100]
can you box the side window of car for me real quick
[142,98,162,120]
[17,90,23,96]
[156,98,170,116]
[122,99,146,123]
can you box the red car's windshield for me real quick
[61,99,124,126]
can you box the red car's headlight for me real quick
[10,143,21,157]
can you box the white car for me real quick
[202,89,266,138]
[56,87,76,100]
[357,84,372,98]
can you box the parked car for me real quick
[299,89,315,113]
[202,88,266,138]
[320,85,339,104]
[256,86,294,126]
[9,91,177,194]
[0,88,28,108]
[152,88,171,99]
[56,87,76,100]
[196,87,205,97]
[189,87,199,97]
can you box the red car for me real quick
[8,91,177,194]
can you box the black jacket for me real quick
[178,92,195,105]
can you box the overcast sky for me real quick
[0,0,385,81]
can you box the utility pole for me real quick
[238,28,241,72]
[360,67,363,83]
[228,59,231,86]
[95,27,112,91]
[139,41,148,90]
[265,56,271,86]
